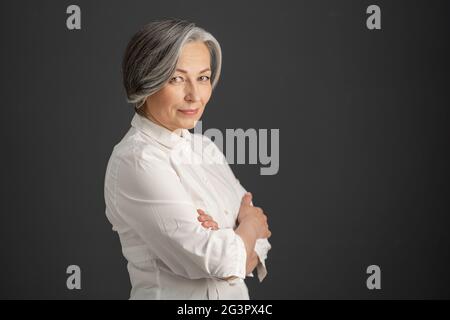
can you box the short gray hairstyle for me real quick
[122,18,222,112]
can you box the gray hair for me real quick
[122,18,222,112]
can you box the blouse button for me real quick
[224,209,229,215]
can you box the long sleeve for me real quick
[233,177,272,282]
[222,179,272,283]
[241,198,272,282]
[113,151,248,281]
[204,136,272,282]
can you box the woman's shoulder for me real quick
[111,128,171,168]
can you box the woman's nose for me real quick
[184,82,201,102]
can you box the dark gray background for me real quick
[0,0,449,299]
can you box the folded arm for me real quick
[115,154,248,281]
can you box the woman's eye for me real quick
[171,76,184,83]
[170,75,210,83]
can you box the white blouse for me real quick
[104,113,271,300]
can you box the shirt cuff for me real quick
[224,233,248,285]
[254,238,271,282]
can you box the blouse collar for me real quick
[131,113,192,149]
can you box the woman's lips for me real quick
[178,108,199,116]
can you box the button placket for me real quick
[194,167,232,224]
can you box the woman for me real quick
[104,18,272,300]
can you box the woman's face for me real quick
[143,41,213,132]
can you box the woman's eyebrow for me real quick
[175,68,211,74]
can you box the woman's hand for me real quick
[236,192,271,239]
[197,209,219,230]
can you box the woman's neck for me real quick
[141,109,183,137]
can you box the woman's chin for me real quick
[178,118,200,130]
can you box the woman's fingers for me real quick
[197,214,210,222]
[197,209,219,229]
[202,221,219,229]
[201,221,219,230]
[197,209,212,222]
